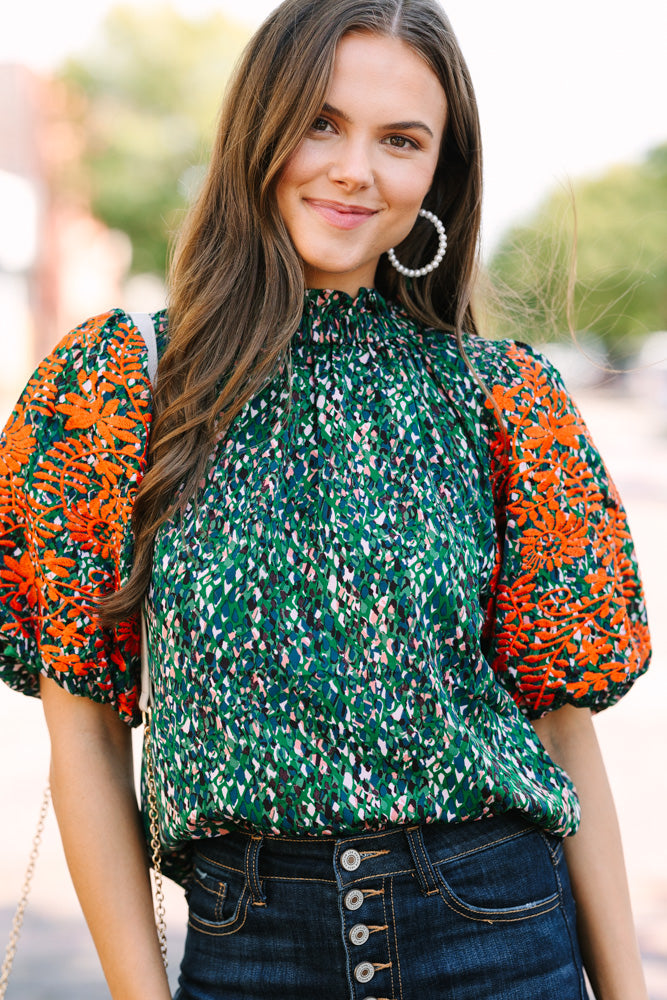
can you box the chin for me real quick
[303,255,376,286]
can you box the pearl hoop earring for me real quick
[387,209,447,278]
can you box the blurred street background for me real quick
[1,0,665,996]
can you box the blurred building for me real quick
[0,63,129,418]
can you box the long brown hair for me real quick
[101,0,483,626]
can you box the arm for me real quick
[532,704,647,1000]
[40,675,171,1000]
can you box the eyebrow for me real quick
[321,103,435,139]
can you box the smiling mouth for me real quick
[305,199,378,231]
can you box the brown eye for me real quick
[387,135,418,150]
[311,116,332,133]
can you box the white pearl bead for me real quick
[387,208,447,279]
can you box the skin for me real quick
[39,31,647,1000]
[40,675,171,1000]
[533,706,648,999]
[275,32,447,295]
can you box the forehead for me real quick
[327,32,447,125]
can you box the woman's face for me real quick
[275,32,448,296]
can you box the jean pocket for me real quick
[434,827,561,923]
[186,851,250,936]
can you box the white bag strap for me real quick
[128,311,158,712]
[129,311,159,388]
[138,605,153,713]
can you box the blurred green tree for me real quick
[57,5,249,276]
[487,143,667,358]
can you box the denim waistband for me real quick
[192,810,550,902]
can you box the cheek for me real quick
[275,169,296,220]
[275,165,306,235]
[276,142,324,199]
[387,162,437,213]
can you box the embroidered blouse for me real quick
[0,288,651,885]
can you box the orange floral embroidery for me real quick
[519,509,588,572]
[66,498,121,560]
[0,417,36,479]
[0,552,38,609]
[487,342,650,713]
[0,311,153,723]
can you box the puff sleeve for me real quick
[484,341,651,719]
[0,310,153,725]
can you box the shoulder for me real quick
[11,307,170,436]
[465,336,564,391]
[2,308,168,501]
[414,323,565,423]
[28,307,167,394]
[430,329,564,395]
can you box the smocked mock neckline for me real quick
[299,286,404,345]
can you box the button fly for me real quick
[354,961,375,984]
[344,888,364,911]
[340,848,361,871]
[349,923,370,946]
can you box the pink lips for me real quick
[306,199,378,231]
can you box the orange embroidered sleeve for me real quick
[0,311,153,725]
[485,342,651,719]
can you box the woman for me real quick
[0,1,651,998]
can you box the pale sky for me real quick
[2,0,665,255]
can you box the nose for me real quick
[327,137,374,191]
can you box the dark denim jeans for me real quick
[173,810,587,1000]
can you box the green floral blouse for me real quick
[0,288,651,884]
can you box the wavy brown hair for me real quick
[101,0,484,626]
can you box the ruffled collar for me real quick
[298,286,408,345]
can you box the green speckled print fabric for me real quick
[0,288,650,885]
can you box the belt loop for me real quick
[405,825,439,897]
[245,833,267,907]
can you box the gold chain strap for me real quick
[1,710,166,993]
[142,709,168,969]
[0,782,51,999]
